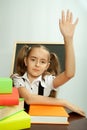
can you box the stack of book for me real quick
[29,104,69,124]
[0,77,31,129]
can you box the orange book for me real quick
[0,87,19,106]
[29,104,69,124]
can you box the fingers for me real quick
[80,110,86,117]
[66,10,73,23]
[78,111,86,117]
[74,18,79,26]
[69,12,73,23]
[61,10,72,24]
[61,9,78,25]
[61,10,65,23]
[75,107,86,117]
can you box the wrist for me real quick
[64,37,73,46]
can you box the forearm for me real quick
[26,93,79,112]
[18,87,66,106]
[18,87,85,117]
[64,37,75,77]
[26,93,66,106]
[26,94,85,116]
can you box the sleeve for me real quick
[12,76,25,88]
[45,75,57,91]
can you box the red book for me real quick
[0,87,19,106]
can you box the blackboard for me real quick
[11,42,65,74]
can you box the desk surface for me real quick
[25,112,87,130]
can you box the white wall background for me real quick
[0,0,87,115]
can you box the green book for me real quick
[0,78,12,93]
[0,110,31,130]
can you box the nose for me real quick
[35,60,40,67]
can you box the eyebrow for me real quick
[30,56,48,61]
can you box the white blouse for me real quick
[12,72,57,96]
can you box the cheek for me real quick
[42,64,49,72]
[27,60,34,70]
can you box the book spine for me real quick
[0,88,19,106]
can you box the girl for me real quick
[11,10,85,116]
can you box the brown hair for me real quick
[15,45,61,77]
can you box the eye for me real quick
[40,60,47,64]
[30,58,36,61]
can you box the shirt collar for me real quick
[22,72,47,88]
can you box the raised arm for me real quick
[53,10,78,88]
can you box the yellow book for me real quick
[0,111,31,130]
[29,104,69,124]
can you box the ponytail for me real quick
[47,53,61,98]
[15,45,29,76]
[47,52,61,76]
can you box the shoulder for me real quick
[11,73,26,87]
[44,74,55,82]
[43,74,56,89]
[11,73,21,79]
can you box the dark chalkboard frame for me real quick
[11,42,65,75]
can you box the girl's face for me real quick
[24,47,50,81]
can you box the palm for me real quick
[59,10,78,38]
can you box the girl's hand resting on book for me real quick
[64,100,86,117]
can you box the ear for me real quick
[24,57,27,66]
[45,62,50,70]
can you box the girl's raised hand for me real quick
[59,10,78,39]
